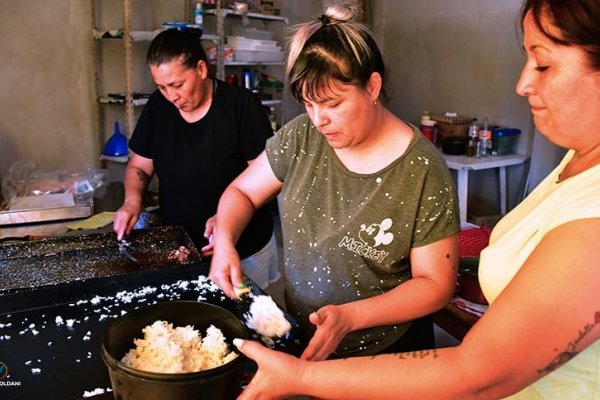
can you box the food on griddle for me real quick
[167,246,191,263]
[121,320,238,373]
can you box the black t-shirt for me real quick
[129,79,274,258]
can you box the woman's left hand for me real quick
[300,304,352,361]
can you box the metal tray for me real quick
[0,226,201,294]
[0,193,94,226]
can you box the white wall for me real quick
[0,0,97,179]
[0,0,564,212]
[371,0,538,215]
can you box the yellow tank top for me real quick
[479,150,600,399]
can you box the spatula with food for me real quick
[234,280,292,346]
[233,281,255,312]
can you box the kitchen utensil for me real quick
[102,121,129,157]
[232,280,255,314]
[101,300,248,400]
[118,238,138,263]
[232,280,298,350]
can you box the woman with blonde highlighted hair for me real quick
[210,1,460,361]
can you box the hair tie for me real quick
[317,14,330,26]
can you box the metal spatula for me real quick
[233,281,255,314]
[118,239,139,263]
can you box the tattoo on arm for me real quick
[357,349,440,361]
[538,311,600,374]
[393,350,440,360]
[135,170,149,184]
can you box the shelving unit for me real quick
[204,5,288,128]
[92,0,289,150]
[92,0,191,182]
[205,7,288,80]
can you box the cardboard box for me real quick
[251,0,282,15]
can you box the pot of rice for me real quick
[101,301,248,400]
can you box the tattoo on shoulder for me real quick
[538,311,600,375]
[135,170,149,183]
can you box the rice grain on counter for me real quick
[245,295,292,339]
[121,320,237,373]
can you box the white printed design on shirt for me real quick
[338,218,393,263]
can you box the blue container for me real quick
[492,128,521,155]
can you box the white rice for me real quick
[120,320,238,373]
[245,295,292,339]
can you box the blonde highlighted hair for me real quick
[286,1,387,103]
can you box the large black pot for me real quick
[101,300,248,400]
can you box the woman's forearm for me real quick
[297,346,503,400]
[340,275,455,332]
[214,185,258,245]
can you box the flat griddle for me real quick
[0,261,303,400]
[0,226,201,294]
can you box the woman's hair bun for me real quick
[324,2,360,23]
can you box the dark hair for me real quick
[146,28,207,69]
[521,0,600,70]
[286,3,388,103]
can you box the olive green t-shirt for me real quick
[266,114,459,356]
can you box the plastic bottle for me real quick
[466,119,478,157]
[479,116,492,157]
[421,110,431,122]
[194,1,204,30]
[242,68,253,90]
[420,110,435,143]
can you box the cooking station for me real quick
[0,195,301,400]
[0,235,301,399]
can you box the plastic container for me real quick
[233,49,285,62]
[420,119,436,143]
[442,136,468,155]
[232,26,275,41]
[227,36,279,50]
[492,128,521,155]
[193,1,204,30]
[101,301,248,400]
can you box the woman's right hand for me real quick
[209,240,246,298]
[113,201,142,240]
